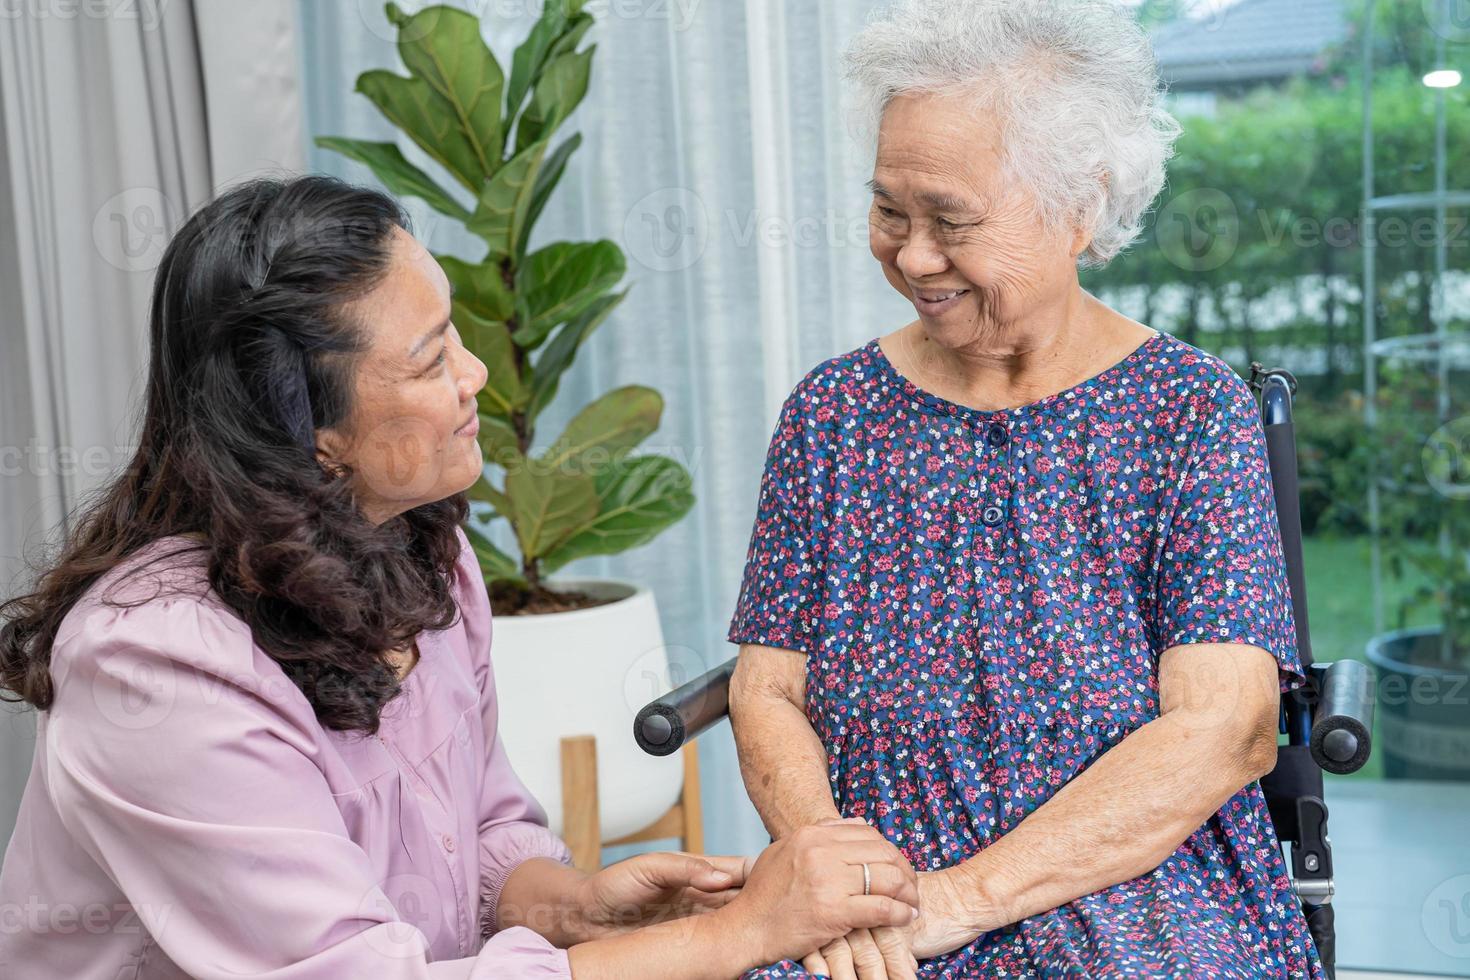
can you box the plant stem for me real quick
[498,252,537,585]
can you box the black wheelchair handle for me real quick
[632,654,1379,776]
[1309,659,1375,775]
[634,657,738,757]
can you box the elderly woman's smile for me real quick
[909,287,968,309]
[862,87,1125,411]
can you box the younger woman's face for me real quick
[315,226,489,524]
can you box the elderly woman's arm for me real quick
[909,642,1280,955]
[730,650,922,979]
[728,638,1280,959]
[726,381,844,839]
[729,643,841,837]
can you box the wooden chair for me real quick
[558,734,704,873]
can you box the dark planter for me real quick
[1365,626,1470,780]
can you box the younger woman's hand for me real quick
[724,817,922,968]
[572,851,747,939]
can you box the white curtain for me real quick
[299,0,913,858]
[0,0,307,848]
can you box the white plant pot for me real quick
[489,580,685,841]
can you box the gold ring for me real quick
[862,862,871,896]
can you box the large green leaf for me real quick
[477,412,522,470]
[518,133,581,256]
[469,476,513,516]
[514,241,626,348]
[450,304,527,419]
[506,4,591,118]
[464,521,522,583]
[515,47,595,153]
[540,386,661,475]
[438,255,514,323]
[544,10,594,63]
[466,139,548,263]
[313,138,470,221]
[386,2,504,184]
[357,70,488,193]
[528,288,626,420]
[539,456,694,573]
[503,464,600,559]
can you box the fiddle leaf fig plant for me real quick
[318,1,694,611]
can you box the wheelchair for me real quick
[634,362,1377,979]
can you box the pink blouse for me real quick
[0,527,574,978]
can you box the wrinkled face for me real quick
[316,226,489,524]
[868,91,1089,348]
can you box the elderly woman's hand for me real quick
[904,869,994,959]
[800,867,984,978]
[802,926,917,980]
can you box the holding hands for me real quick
[559,814,945,979]
[796,821,981,980]
[729,817,922,968]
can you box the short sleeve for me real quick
[1150,375,1308,693]
[727,386,823,655]
[44,595,570,980]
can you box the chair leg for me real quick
[680,741,705,855]
[560,735,601,873]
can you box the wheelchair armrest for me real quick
[1307,659,1374,775]
[630,655,1377,774]
[633,656,737,757]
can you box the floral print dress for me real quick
[727,330,1324,979]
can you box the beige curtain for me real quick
[0,0,307,849]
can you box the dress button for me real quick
[986,422,1009,447]
[982,505,1004,526]
[441,834,456,853]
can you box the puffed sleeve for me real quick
[1150,372,1308,693]
[449,527,575,941]
[45,594,570,979]
[727,384,824,656]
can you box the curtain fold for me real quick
[0,0,307,849]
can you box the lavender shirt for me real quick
[0,527,574,978]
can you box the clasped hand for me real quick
[574,816,930,973]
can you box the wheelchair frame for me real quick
[633,362,1377,979]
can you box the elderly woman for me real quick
[0,177,924,979]
[727,1,1322,978]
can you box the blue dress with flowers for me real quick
[727,330,1324,978]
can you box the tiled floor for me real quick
[1329,778,1470,976]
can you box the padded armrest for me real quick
[634,657,737,756]
[1309,660,1374,774]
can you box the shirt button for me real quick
[986,422,1009,447]
[982,505,1004,526]
[441,834,456,853]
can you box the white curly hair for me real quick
[843,0,1183,268]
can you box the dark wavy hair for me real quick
[0,175,468,733]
